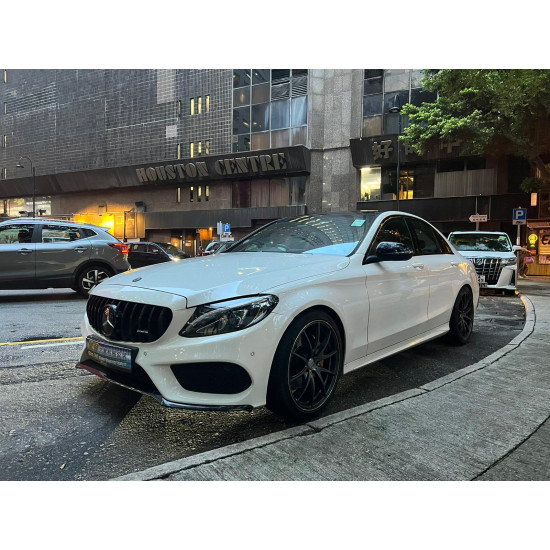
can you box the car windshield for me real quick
[156,243,184,255]
[228,213,378,256]
[449,233,512,252]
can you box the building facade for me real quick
[1,69,549,272]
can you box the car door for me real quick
[147,244,166,265]
[0,223,37,287]
[406,217,461,331]
[35,224,92,286]
[364,215,430,354]
[129,243,148,268]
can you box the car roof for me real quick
[131,242,171,247]
[0,217,107,230]
[448,231,509,236]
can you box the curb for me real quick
[113,294,535,481]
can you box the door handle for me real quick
[451,261,460,267]
[74,247,87,253]
[17,248,34,255]
[412,263,424,269]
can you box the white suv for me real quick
[448,231,518,291]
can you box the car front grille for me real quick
[472,258,503,285]
[87,295,173,343]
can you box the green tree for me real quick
[401,69,550,191]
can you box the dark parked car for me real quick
[202,240,233,255]
[128,242,189,268]
[0,217,130,295]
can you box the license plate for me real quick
[477,274,487,288]
[86,336,137,372]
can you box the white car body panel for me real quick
[78,211,479,412]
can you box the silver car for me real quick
[0,218,130,296]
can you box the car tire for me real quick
[75,264,113,296]
[447,286,474,345]
[266,309,343,421]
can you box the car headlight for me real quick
[180,295,279,338]
[501,257,517,266]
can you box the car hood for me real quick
[99,252,350,307]
[455,250,515,259]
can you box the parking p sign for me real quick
[513,208,527,225]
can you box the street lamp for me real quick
[388,94,402,211]
[16,156,36,217]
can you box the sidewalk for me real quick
[114,277,550,481]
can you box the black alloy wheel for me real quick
[267,310,343,421]
[448,286,474,345]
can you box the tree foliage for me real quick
[401,70,550,191]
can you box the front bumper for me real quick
[77,286,287,410]
[76,360,253,411]
[480,265,516,290]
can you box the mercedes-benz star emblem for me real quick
[474,258,484,266]
[101,304,117,337]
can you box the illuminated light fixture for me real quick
[531,193,538,207]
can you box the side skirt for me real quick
[343,324,450,375]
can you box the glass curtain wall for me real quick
[232,69,308,152]
[361,70,436,138]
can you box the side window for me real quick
[0,224,35,244]
[133,244,148,253]
[41,224,86,243]
[82,228,97,238]
[148,245,160,254]
[407,218,442,255]
[433,229,453,254]
[369,216,414,254]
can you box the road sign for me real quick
[223,223,231,233]
[469,214,487,223]
[513,208,527,225]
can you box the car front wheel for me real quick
[447,286,474,345]
[267,310,343,421]
[76,265,113,296]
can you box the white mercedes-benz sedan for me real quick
[77,211,479,421]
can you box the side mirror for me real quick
[364,241,413,264]
[512,245,521,252]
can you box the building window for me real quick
[198,141,202,155]
[206,95,210,112]
[190,142,194,158]
[2,135,6,148]
[360,167,382,201]
[190,98,195,116]
[198,96,202,114]
[177,143,181,159]
[232,69,308,152]
[177,187,181,203]
[1,168,6,180]
[205,185,209,201]
[3,102,6,114]
[205,140,210,155]
[198,185,202,202]
[190,186,194,202]
[289,176,306,205]
[362,70,414,138]
[176,100,182,117]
